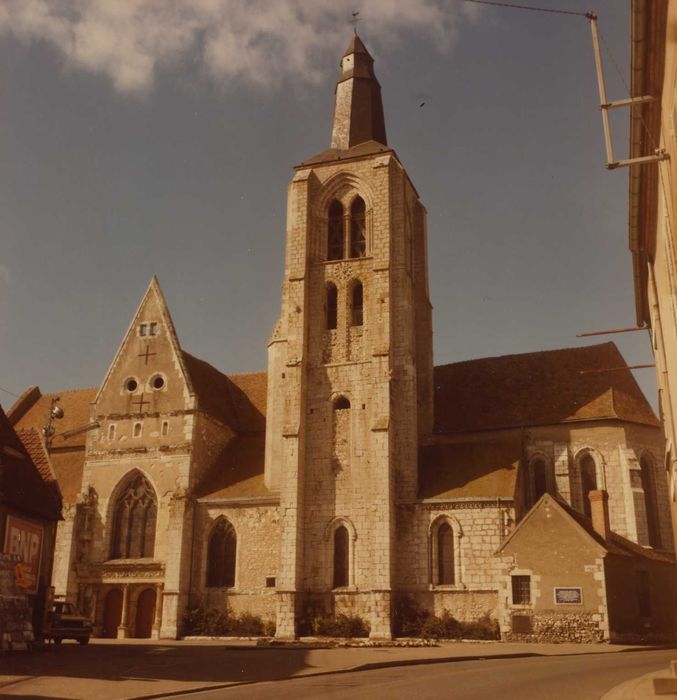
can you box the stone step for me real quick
[653,676,677,695]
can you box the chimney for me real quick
[589,490,611,540]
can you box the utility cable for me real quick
[458,0,591,18]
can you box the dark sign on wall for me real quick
[554,587,583,605]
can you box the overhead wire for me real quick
[455,0,664,371]
[458,0,591,18]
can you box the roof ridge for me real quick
[41,387,98,396]
[435,341,618,370]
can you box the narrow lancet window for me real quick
[581,454,597,518]
[351,282,363,326]
[640,455,661,547]
[327,200,345,260]
[206,519,237,588]
[326,283,338,330]
[437,523,455,585]
[350,197,366,257]
[333,525,349,587]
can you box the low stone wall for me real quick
[401,589,498,623]
[502,611,605,643]
[191,590,277,622]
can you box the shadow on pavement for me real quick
[2,640,312,687]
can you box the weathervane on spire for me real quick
[350,10,361,34]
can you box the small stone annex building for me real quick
[6,36,676,640]
[1,406,62,643]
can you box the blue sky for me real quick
[0,1,656,410]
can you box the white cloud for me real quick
[0,0,477,93]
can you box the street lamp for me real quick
[42,397,64,449]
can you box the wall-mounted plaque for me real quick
[554,587,583,605]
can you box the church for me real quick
[7,36,675,642]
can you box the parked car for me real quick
[48,601,92,645]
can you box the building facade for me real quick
[628,0,677,552]
[8,35,675,641]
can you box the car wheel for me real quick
[53,637,63,645]
[78,637,90,645]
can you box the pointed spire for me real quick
[330,35,387,150]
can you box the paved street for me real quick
[1,640,676,700]
[172,649,677,700]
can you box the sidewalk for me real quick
[0,638,669,700]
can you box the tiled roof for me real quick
[181,352,239,428]
[433,342,659,434]
[0,405,62,520]
[555,495,674,562]
[194,434,272,500]
[227,372,267,433]
[9,388,97,448]
[49,450,86,505]
[15,428,57,484]
[16,427,63,510]
[498,493,674,563]
[419,438,521,500]
[299,141,392,167]
[181,352,267,432]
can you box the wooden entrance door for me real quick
[134,588,156,638]
[102,588,123,638]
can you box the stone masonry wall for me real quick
[190,503,281,624]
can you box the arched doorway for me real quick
[134,588,156,638]
[102,588,123,638]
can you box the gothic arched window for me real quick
[327,200,344,261]
[640,455,661,548]
[206,518,237,588]
[580,454,597,518]
[326,283,338,330]
[333,525,349,588]
[437,522,455,585]
[110,472,157,560]
[351,282,363,327]
[350,197,366,258]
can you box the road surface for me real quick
[167,648,677,700]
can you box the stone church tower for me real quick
[265,35,434,638]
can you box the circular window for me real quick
[125,378,138,393]
[151,375,165,390]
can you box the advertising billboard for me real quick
[3,515,44,594]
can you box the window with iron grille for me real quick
[512,575,531,605]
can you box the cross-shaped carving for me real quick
[132,393,150,413]
[138,345,157,366]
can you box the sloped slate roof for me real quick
[0,406,62,520]
[434,342,659,434]
[419,438,521,500]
